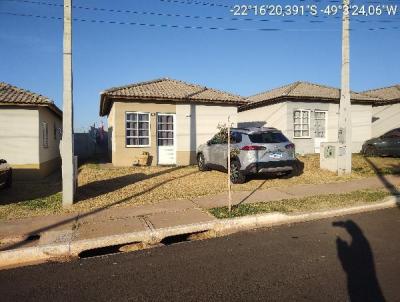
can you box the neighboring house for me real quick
[0,82,62,178]
[238,81,380,154]
[363,84,400,138]
[99,78,245,166]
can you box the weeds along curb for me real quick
[0,195,399,269]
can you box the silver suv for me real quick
[197,127,301,184]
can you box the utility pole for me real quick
[337,0,352,175]
[62,0,75,206]
[227,117,232,213]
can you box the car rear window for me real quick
[249,132,289,144]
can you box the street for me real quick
[1,208,399,302]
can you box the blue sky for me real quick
[0,0,399,131]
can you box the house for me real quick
[0,82,62,179]
[99,78,245,166]
[238,81,381,154]
[363,84,400,138]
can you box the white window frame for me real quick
[125,112,151,147]
[293,109,311,138]
[42,122,49,148]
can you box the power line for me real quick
[1,10,398,32]
[2,0,398,25]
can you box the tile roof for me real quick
[0,82,62,117]
[242,81,383,110]
[363,84,400,103]
[100,78,245,116]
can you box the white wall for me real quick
[239,101,372,154]
[372,103,400,137]
[238,102,288,131]
[176,104,238,152]
[350,104,372,152]
[0,108,40,165]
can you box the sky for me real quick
[0,0,399,131]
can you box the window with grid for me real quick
[314,111,327,138]
[293,110,310,138]
[157,115,174,146]
[126,112,150,146]
[42,122,49,148]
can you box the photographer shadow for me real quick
[333,220,385,302]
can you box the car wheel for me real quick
[5,170,12,188]
[364,145,378,157]
[230,160,246,184]
[197,153,209,171]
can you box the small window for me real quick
[126,112,150,147]
[293,110,311,138]
[249,132,289,144]
[42,122,49,148]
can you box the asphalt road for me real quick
[1,208,399,302]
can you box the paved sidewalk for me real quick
[0,174,399,254]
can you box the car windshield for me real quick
[249,132,289,144]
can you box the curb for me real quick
[1,195,399,269]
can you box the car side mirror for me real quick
[207,140,212,146]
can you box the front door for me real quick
[157,113,176,165]
[314,110,328,153]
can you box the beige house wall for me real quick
[0,106,61,178]
[108,101,238,167]
[111,101,176,166]
[176,104,238,165]
[0,107,40,165]
[372,103,400,137]
[38,107,62,176]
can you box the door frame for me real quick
[156,113,177,165]
[314,110,328,153]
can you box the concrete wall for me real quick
[176,104,238,165]
[38,107,62,164]
[238,102,288,132]
[0,107,40,165]
[372,103,400,138]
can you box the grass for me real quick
[0,193,62,220]
[0,154,398,220]
[209,190,392,219]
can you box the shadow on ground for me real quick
[1,167,199,251]
[75,166,184,202]
[333,220,386,302]
[0,172,61,206]
[364,157,400,197]
[235,159,305,206]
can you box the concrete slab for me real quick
[148,208,216,229]
[0,214,77,239]
[73,217,148,241]
[39,230,73,246]
[77,199,195,224]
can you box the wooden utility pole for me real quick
[337,0,352,175]
[62,0,75,206]
[227,117,232,213]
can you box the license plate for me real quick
[269,153,283,159]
